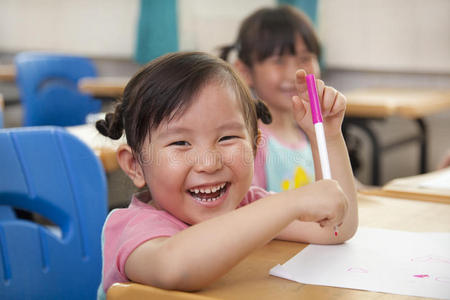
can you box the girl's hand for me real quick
[289,179,348,228]
[292,70,346,138]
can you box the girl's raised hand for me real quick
[292,70,347,138]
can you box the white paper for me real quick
[270,227,450,299]
[419,171,450,190]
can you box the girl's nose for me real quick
[193,149,223,173]
[283,60,299,82]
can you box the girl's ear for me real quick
[234,59,254,87]
[117,144,146,188]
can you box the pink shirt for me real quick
[100,186,269,294]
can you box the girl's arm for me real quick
[125,180,348,291]
[277,135,358,243]
[276,70,358,243]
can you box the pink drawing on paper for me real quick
[435,276,450,283]
[410,255,450,264]
[411,274,450,284]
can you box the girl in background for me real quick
[220,5,323,192]
[95,52,357,296]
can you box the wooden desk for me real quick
[360,168,450,204]
[343,88,450,185]
[78,77,129,99]
[66,124,125,173]
[345,88,450,118]
[0,64,16,82]
[107,194,450,300]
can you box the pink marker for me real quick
[306,74,337,236]
[306,74,332,180]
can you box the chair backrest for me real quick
[0,126,108,299]
[15,52,102,126]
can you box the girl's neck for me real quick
[262,109,303,144]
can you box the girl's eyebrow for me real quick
[157,121,246,139]
[155,126,191,139]
[216,120,247,131]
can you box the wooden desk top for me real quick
[360,168,450,204]
[345,88,450,118]
[107,194,450,300]
[78,77,129,99]
[0,64,16,82]
[66,124,125,173]
[79,78,450,119]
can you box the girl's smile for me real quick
[188,182,229,208]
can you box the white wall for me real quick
[177,0,274,54]
[319,0,450,73]
[0,0,139,58]
[1,0,449,73]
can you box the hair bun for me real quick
[95,112,124,140]
[256,100,272,124]
[95,119,109,137]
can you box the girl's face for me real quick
[140,81,254,225]
[248,35,320,114]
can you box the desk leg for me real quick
[343,118,382,186]
[416,118,427,174]
[343,117,428,186]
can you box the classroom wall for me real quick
[0,0,139,58]
[177,0,274,54]
[1,0,448,74]
[319,0,450,73]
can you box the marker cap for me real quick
[306,74,322,124]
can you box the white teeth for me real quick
[192,193,223,203]
[189,183,227,203]
[189,183,226,194]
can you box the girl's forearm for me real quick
[130,191,304,291]
[314,132,358,240]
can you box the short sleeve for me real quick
[239,185,271,207]
[101,206,188,293]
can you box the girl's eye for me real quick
[267,55,283,64]
[169,141,190,146]
[273,56,283,64]
[219,136,238,142]
[298,54,315,64]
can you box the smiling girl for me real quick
[95,52,357,298]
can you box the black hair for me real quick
[220,5,321,67]
[96,52,271,154]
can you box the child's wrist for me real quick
[325,130,344,142]
[284,185,315,218]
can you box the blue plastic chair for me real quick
[15,52,102,126]
[0,127,108,299]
